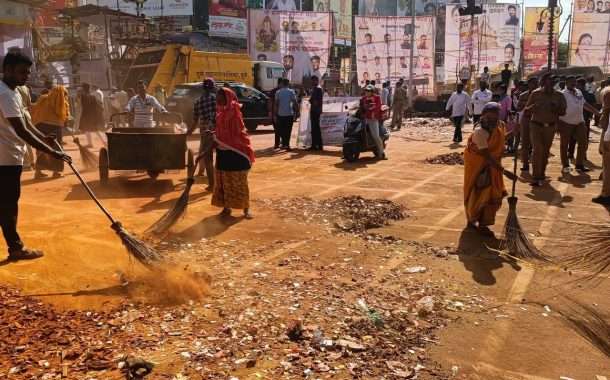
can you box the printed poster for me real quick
[444,3,521,83]
[265,0,301,10]
[209,0,248,38]
[248,9,332,85]
[86,0,194,16]
[311,0,352,41]
[297,97,360,148]
[569,5,610,70]
[359,0,439,16]
[523,7,559,75]
[355,16,436,96]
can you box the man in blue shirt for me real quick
[274,79,299,150]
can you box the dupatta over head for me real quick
[214,87,255,165]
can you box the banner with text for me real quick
[209,0,247,38]
[355,16,435,95]
[523,7,559,75]
[444,3,520,83]
[310,0,352,41]
[297,97,360,148]
[248,9,332,85]
[569,5,610,70]
[86,0,193,16]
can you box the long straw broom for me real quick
[501,149,551,262]
[559,224,610,281]
[68,122,97,170]
[73,136,98,170]
[56,142,161,267]
[147,133,215,235]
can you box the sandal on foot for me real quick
[8,248,44,261]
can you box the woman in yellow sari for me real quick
[30,85,70,178]
[464,102,509,235]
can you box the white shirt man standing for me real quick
[127,80,168,128]
[470,81,493,124]
[446,83,470,143]
[558,76,598,173]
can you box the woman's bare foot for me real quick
[244,209,253,219]
[219,208,231,217]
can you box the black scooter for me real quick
[342,111,390,162]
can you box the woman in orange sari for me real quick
[464,102,509,235]
[212,87,256,219]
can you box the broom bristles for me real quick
[74,137,98,169]
[559,224,610,280]
[146,178,195,235]
[112,222,162,266]
[146,160,199,235]
[502,197,551,262]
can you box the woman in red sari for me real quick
[212,87,256,218]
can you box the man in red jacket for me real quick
[360,84,387,159]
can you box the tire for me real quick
[343,145,360,162]
[99,147,109,184]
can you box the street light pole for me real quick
[407,0,415,108]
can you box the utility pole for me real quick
[407,0,415,108]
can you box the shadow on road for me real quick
[525,183,573,207]
[169,214,244,241]
[457,227,521,286]
[64,177,179,201]
[333,156,381,171]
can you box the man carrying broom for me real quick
[0,52,71,261]
[463,102,510,236]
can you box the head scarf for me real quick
[31,85,70,126]
[215,87,255,165]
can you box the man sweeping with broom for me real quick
[0,52,71,261]
[463,102,510,236]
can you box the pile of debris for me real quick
[265,196,407,235]
[395,118,456,142]
[425,152,464,165]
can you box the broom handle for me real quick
[54,141,118,225]
[510,137,518,197]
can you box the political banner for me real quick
[311,0,352,42]
[297,97,360,148]
[86,0,193,17]
[569,7,610,70]
[248,9,332,85]
[444,3,520,83]
[209,0,248,38]
[265,0,301,10]
[358,0,439,16]
[523,7,559,75]
[355,16,435,96]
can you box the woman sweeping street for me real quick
[212,87,255,219]
[463,102,509,236]
[30,84,70,178]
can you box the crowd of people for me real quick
[2,48,610,261]
[459,69,610,235]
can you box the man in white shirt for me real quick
[480,66,490,85]
[380,82,390,106]
[0,52,70,261]
[446,83,470,143]
[126,80,168,128]
[558,76,599,173]
[470,81,492,124]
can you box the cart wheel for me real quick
[186,149,195,176]
[99,147,109,184]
